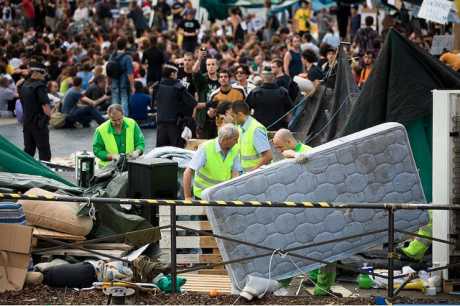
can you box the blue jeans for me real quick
[111,81,130,116]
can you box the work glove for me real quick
[108,153,120,162]
[128,149,142,159]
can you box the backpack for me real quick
[49,102,67,129]
[106,53,127,79]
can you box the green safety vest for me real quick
[295,143,312,153]
[239,117,267,173]
[96,118,136,168]
[193,138,239,198]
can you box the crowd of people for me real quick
[0,0,447,296]
[0,0,450,160]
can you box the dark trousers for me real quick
[23,126,51,161]
[69,107,105,126]
[156,122,183,148]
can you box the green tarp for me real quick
[199,0,298,20]
[342,30,460,202]
[0,135,74,186]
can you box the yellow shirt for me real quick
[6,64,14,75]
[294,8,311,32]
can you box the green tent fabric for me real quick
[200,0,298,20]
[199,0,237,20]
[0,135,74,186]
[405,117,433,202]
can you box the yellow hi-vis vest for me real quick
[193,139,239,198]
[239,117,267,173]
[96,118,136,168]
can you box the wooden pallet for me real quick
[159,206,226,275]
[181,273,232,294]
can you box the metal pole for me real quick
[387,207,395,299]
[170,205,177,294]
[2,192,459,210]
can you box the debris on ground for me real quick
[2,284,459,305]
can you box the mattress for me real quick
[202,122,428,291]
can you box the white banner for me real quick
[418,0,452,24]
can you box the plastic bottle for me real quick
[357,263,374,289]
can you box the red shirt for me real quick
[22,0,35,18]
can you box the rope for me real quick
[285,256,341,300]
[303,91,359,144]
[87,197,96,220]
[266,97,307,130]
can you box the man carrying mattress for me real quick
[231,101,272,173]
[273,128,336,296]
[273,128,312,158]
[183,124,241,200]
[93,104,145,168]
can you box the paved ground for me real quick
[0,119,157,158]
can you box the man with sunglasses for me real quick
[235,65,256,95]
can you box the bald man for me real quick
[274,128,337,296]
[272,128,312,158]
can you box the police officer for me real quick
[272,128,312,158]
[92,104,145,168]
[183,124,240,200]
[153,64,197,147]
[19,61,52,161]
[231,101,272,172]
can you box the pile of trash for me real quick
[0,146,195,295]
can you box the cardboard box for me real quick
[0,224,33,293]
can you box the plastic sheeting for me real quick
[0,135,74,186]
[0,172,81,194]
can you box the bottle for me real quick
[357,263,374,289]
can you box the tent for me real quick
[291,44,359,146]
[200,0,336,21]
[297,29,460,202]
[0,135,74,186]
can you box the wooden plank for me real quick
[160,235,218,249]
[33,227,86,241]
[185,139,207,151]
[444,279,460,293]
[181,272,232,293]
[197,269,228,275]
[158,252,222,264]
[160,206,207,215]
[159,219,212,231]
[35,248,127,259]
[82,243,133,251]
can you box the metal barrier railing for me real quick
[1,192,459,300]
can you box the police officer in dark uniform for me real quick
[153,64,197,148]
[19,62,52,161]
